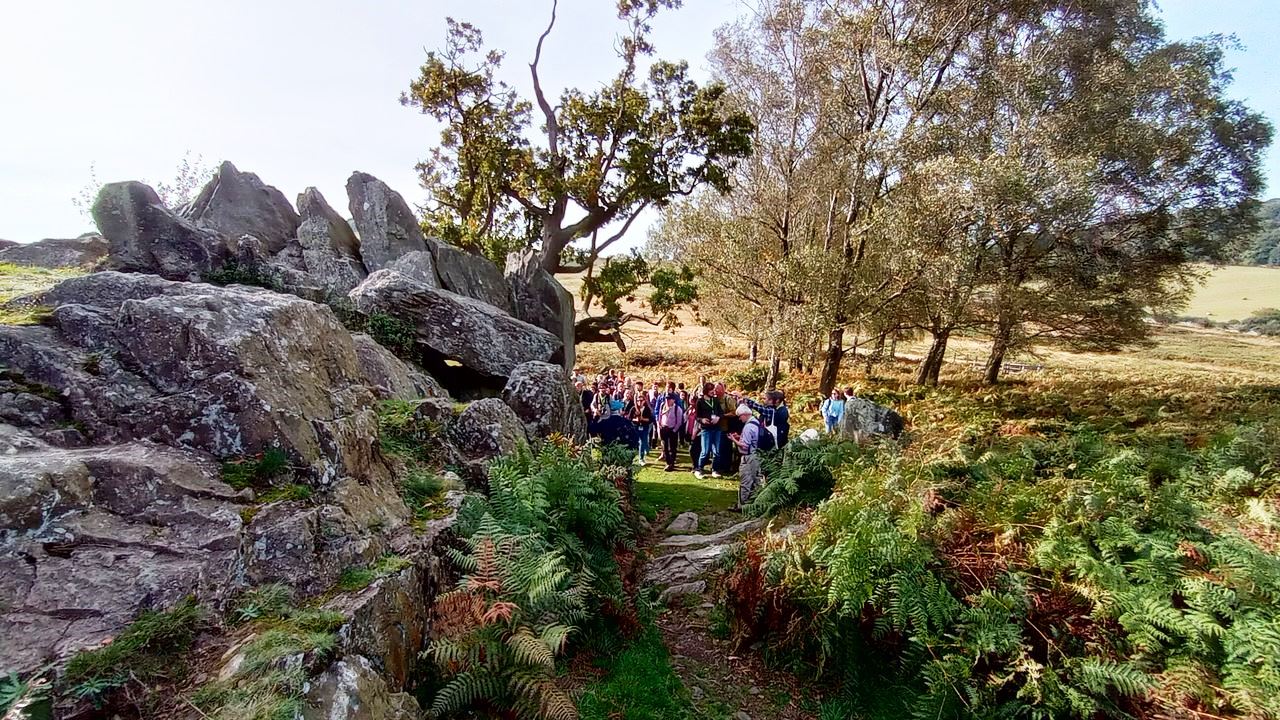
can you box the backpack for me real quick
[751,419,777,453]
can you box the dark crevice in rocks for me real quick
[416,351,503,400]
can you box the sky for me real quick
[1,0,1277,250]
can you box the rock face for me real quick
[387,250,439,287]
[0,431,245,674]
[351,332,447,402]
[501,361,587,443]
[92,181,231,280]
[6,271,384,485]
[506,248,576,370]
[184,161,300,254]
[432,241,512,312]
[349,270,562,393]
[838,396,905,440]
[302,655,423,720]
[0,234,109,269]
[448,398,528,482]
[346,172,428,271]
[645,518,767,587]
[291,187,368,295]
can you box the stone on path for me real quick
[666,511,699,534]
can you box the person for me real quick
[589,404,637,450]
[712,383,735,476]
[579,381,596,416]
[821,390,846,434]
[744,390,791,449]
[693,382,722,479]
[729,403,764,511]
[656,393,685,471]
[631,392,654,465]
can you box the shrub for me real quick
[202,260,281,291]
[366,312,417,359]
[427,443,636,719]
[725,363,775,392]
[1237,307,1280,335]
[748,438,862,517]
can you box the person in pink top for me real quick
[656,393,686,472]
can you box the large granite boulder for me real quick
[183,161,300,254]
[505,247,575,370]
[351,333,447,402]
[348,270,562,393]
[92,181,231,280]
[387,250,439,287]
[2,271,385,484]
[0,233,108,269]
[838,396,905,440]
[289,187,368,295]
[448,398,527,482]
[346,172,427,271]
[0,433,245,675]
[431,240,512,312]
[501,361,587,442]
[0,239,16,250]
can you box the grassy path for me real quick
[579,442,825,720]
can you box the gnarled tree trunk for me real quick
[818,327,843,397]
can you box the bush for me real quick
[728,424,1280,719]
[1237,307,1280,335]
[748,438,862,517]
[427,443,636,719]
[366,312,417,359]
[725,363,777,392]
[202,260,282,291]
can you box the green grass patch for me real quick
[62,598,202,707]
[221,448,292,491]
[254,484,312,504]
[633,464,737,521]
[192,593,344,720]
[0,304,53,326]
[578,627,694,720]
[335,554,413,592]
[0,262,85,303]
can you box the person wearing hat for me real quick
[729,403,764,511]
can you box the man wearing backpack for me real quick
[729,403,773,511]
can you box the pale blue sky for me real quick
[1,0,1276,249]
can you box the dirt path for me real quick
[637,453,822,720]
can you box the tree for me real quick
[949,2,1272,383]
[402,0,753,346]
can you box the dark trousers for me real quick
[659,427,680,468]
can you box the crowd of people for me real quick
[573,368,791,510]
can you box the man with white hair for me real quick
[730,403,764,511]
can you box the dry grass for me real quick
[1183,264,1280,322]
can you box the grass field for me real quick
[1181,264,1280,321]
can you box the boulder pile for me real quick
[0,163,585,717]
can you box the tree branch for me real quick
[530,0,561,159]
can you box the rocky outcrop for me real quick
[387,250,439,287]
[505,248,575,370]
[448,398,527,482]
[838,396,905,440]
[645,518,767,587]
[288,187,368,295]
[4,271,385,484]
[501,361,587,442]
[0,234,108,269]
[666,511,699,534]
[92,181,231,280]
[432,241,511,312]
[352,332,447,402]
[349,270,562,393]
[0,431,245,674]
[183,161,300,254]
[346,172,427,271]
[302,655,423,720]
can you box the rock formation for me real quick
[345,171,428,271]
[0,233,108,269]
[506,247,576,370]
[1,162,592,716]
[838,396,905,440]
